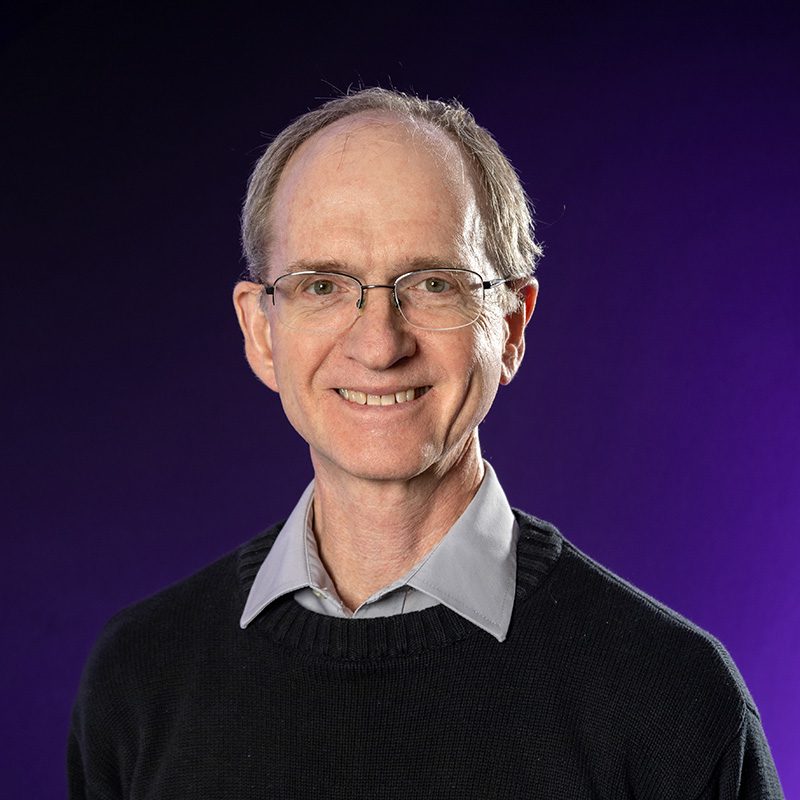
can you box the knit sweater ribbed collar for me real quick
[236,509,562,660]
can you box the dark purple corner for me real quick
[2,2,797,795]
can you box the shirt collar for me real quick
[404,463,517,640]
[239,481,315,628]
[240,462,517,641]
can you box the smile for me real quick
[337,386,431,406]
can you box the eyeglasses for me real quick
[261,268,513,333]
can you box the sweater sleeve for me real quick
[66,726,86,799]
[67,713,123,800]
[67,616,134,800]
[695,707,784,800]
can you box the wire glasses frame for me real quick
[260,267,515,332]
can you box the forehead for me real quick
[268,112,484,275]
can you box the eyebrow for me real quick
[283,256,468,277]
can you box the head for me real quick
[241,88,542,311]
[234,90,540,485]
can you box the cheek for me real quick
[267,332,305,404]
[270,330,332,405]
[448,324,505,416]
[270,351,317,445]
[471,319,507,383]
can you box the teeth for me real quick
[338,387,428,406]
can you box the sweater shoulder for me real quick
[528,535,756,793]
[78,524,281,690]
[69,525,282,792]
[100,549,237,643]
[563,538,752,701]
[511,513,762,794]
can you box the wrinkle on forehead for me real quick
[269,112,487,275]
[289,111,473,196]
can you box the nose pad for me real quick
[355,285,402,316]
[343,285,416,368]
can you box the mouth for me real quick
[336,386,432,406]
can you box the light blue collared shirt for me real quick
[240,462,518,641]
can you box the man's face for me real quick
[236,113,531,484]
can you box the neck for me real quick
[310,435,485,611]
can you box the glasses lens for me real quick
[396,269,483,330]
[272,272,361,332]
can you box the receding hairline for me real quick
[264,110,488,282]
[273,109,479,201]
[242,87,542,304]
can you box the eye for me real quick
[421,277,451,293]
[306,279,336,296]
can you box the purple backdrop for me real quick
[2,2,798,795]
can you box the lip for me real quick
[334,385,432,407]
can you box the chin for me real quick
[315,442,440,483]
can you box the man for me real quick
[69,88,783,798]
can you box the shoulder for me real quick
[559,535,752,710]
[77,523,282,700]
[513,510,757,792]
[69,525,282,789]
[514,508,750,702]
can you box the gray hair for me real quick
[241,88,542,296]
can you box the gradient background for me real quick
[2,1,798,795]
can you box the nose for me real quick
[341,285,416,370]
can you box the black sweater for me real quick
[68,511,783,798]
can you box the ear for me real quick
[232,281,280,392]
[500,279,538,385]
